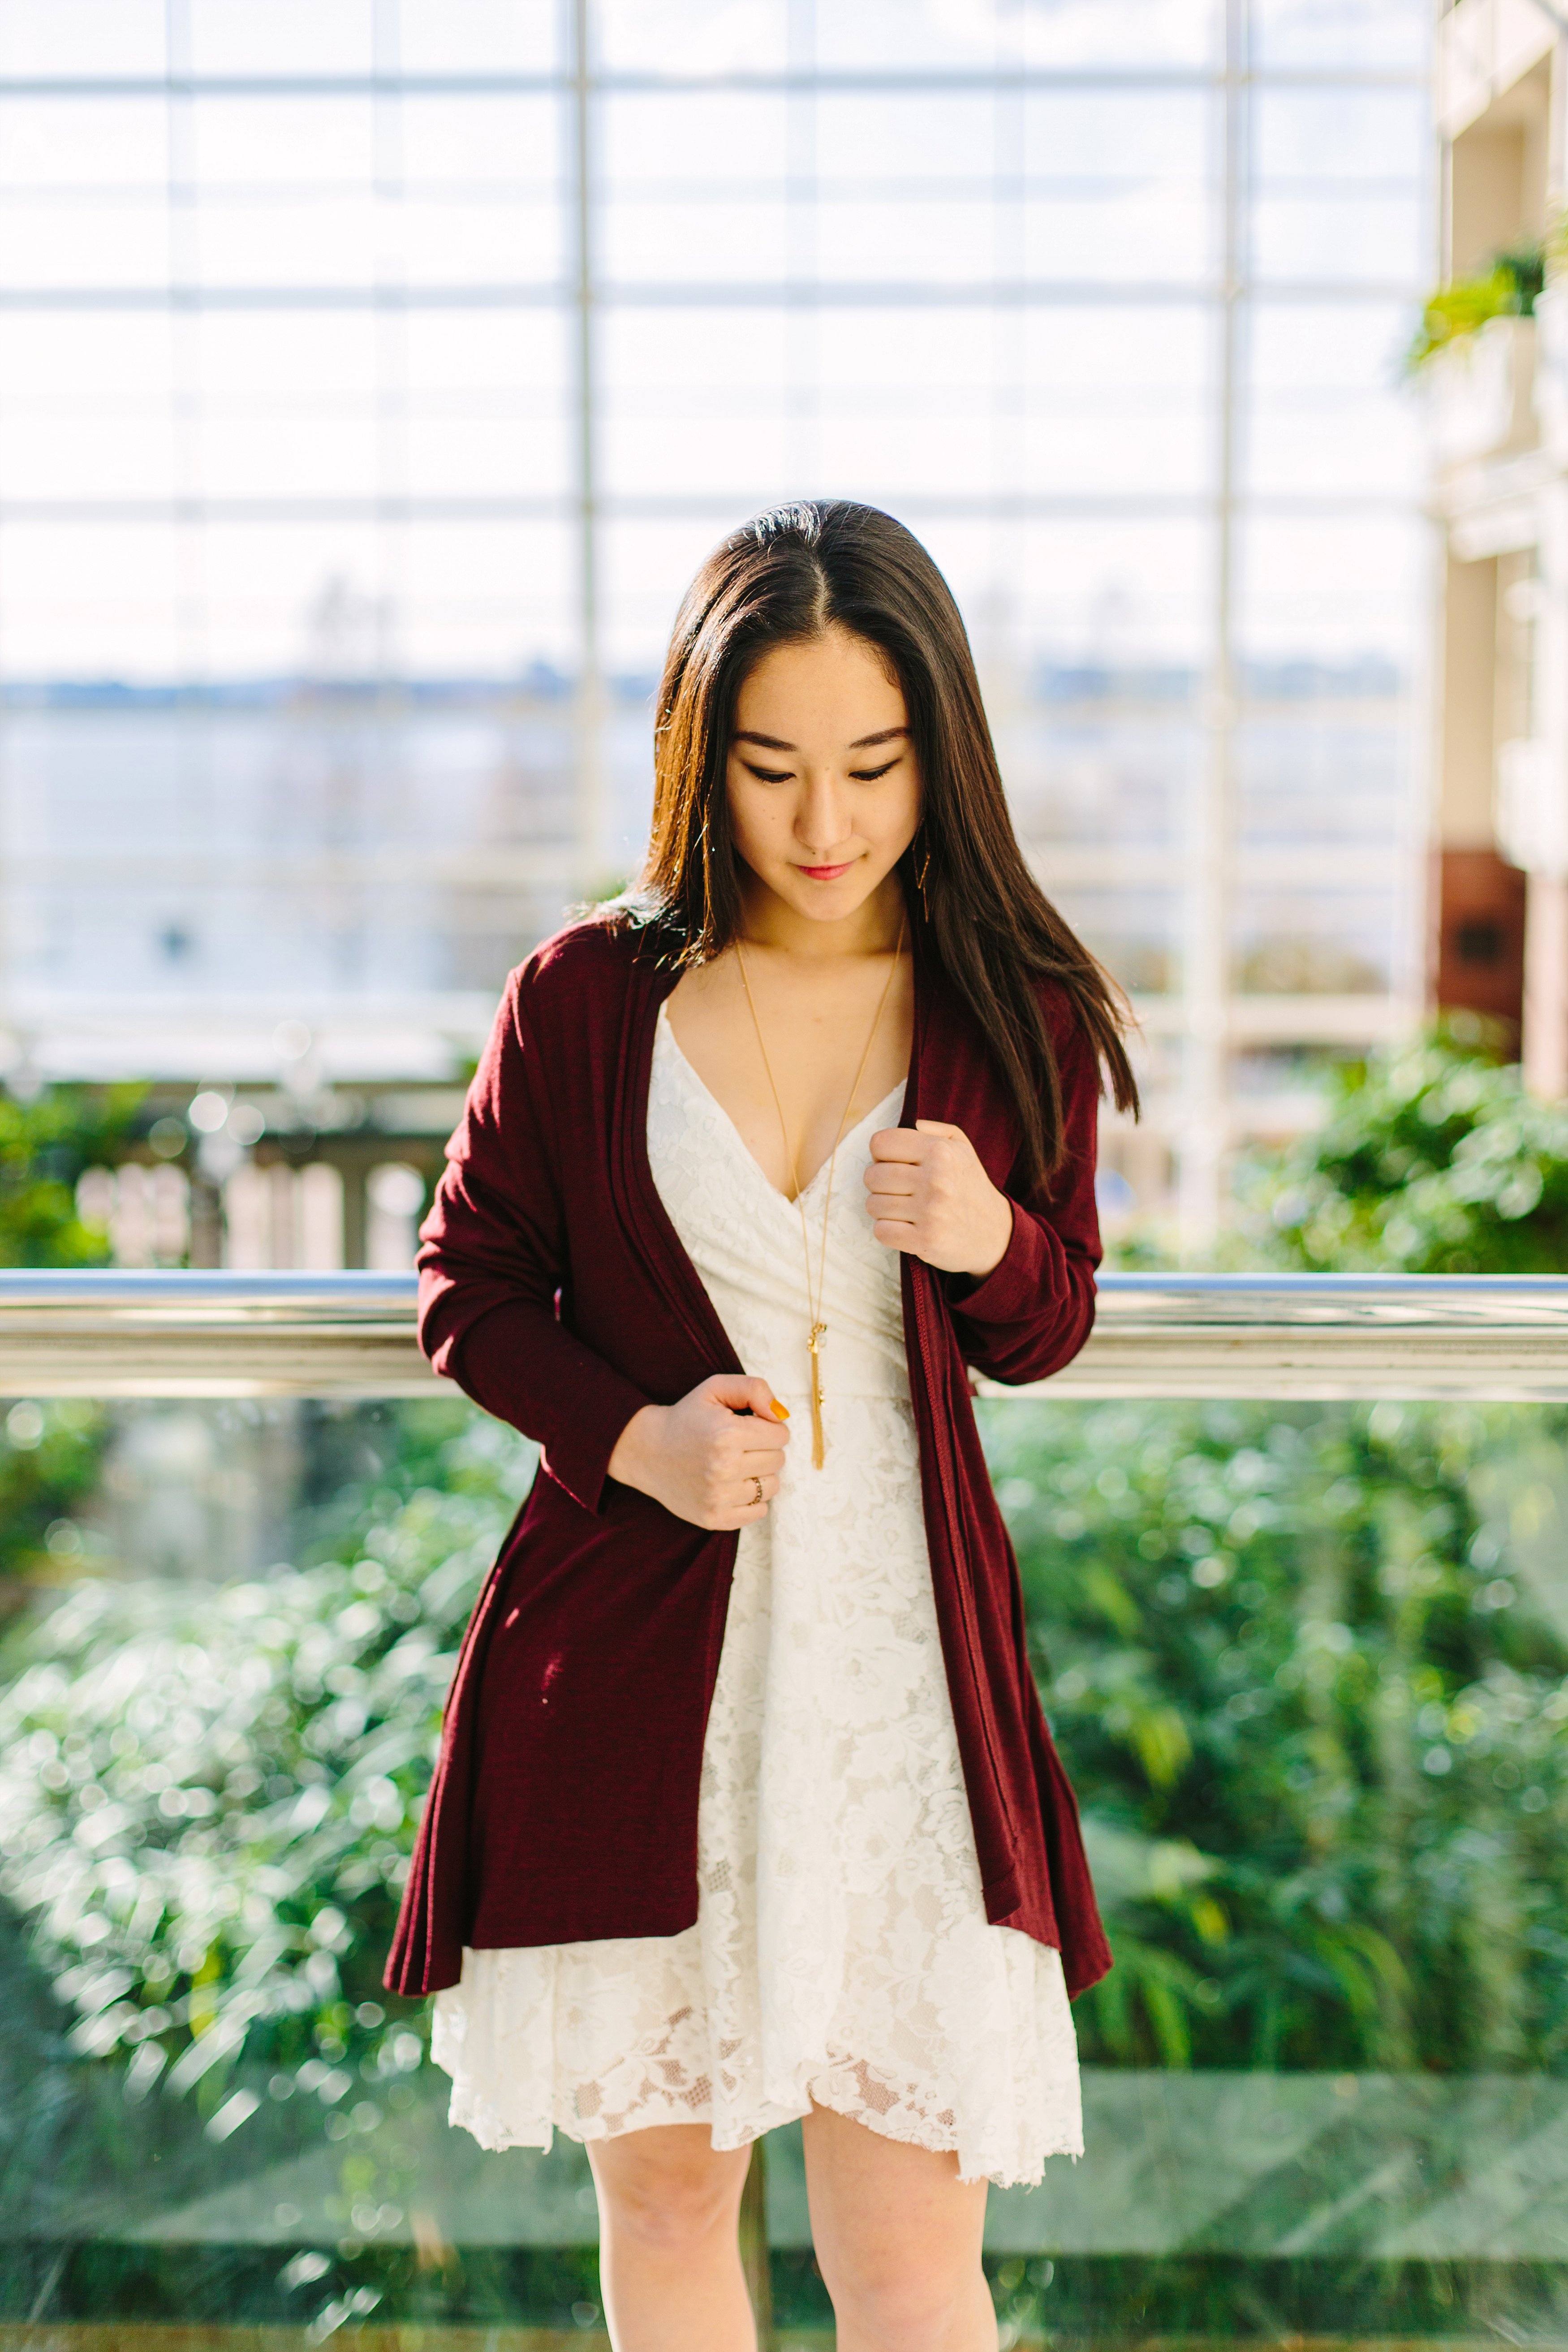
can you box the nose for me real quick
[796,768,852,856]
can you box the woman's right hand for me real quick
[607,1374,790,1530]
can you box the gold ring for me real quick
[750,1476,764,1506]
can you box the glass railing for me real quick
[4,1271,1568,2350]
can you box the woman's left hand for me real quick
[864,1119,1014,1279]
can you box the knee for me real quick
[598,2149,745,2260]
[825,2250,980,2352]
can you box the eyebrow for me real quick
[733,726,910,752]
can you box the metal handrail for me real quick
[4,1270,1568,1400]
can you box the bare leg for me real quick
[801,2100,996,2352]
[588,2122,756,2352]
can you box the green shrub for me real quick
[1247,1031,1568,1273]
[1406,243,1544,373]
[0,1083,143,1266]
[988,1396,1568,2074]
[0,1406,534,2136]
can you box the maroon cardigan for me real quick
[385,916,1112,2001]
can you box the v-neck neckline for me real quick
[656,1000,906,1211]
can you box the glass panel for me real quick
[1254,85,1432,183]
[392,194,564,285]
[1006,712,1201,854]
[597,92,790,282]
[399,93,564,190]
[1021,92,1219,285]
[9,1391,1567,2336]
[599,305,796,501]
[186,0,376,75]
[814,92,999,183]
[1025,87,1217,182]
[1252,192,1426,288]
[164,517,577,679]
[1022,306,1213,498]
[599,514,735,680]
[819,0,1219,67]
[1249,91,1429,293]
[1236,714,1413,850]
[0,311,176,407]
[0,197,168,290]
[190,98,378,190]
[383,520,579,674]
[189,199,381,293]
[0,0,167,75]
[396,0,560,73]
[815,198,999,285]
[188,310,382,403]
[1243,300,1422,499]
[598,90,789,187]
[1005,0,1220,67]
[1236,514,1429,691]
[594,0,787,74]
[0,405,180,505]
[1233,887,1397,991]
[601,196,791,284]
[0,96,169,189]
[1016,515,1214,675]
[0,522,188,678]
[1254,0,1431,67]
[1047,884,1183,993]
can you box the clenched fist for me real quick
[608,1373,791,1531]
[863,1119,1014,1278]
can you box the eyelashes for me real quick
[740,757,902,785]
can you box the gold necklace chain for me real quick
[735,917,906,1470]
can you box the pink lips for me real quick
[797,861,855,880]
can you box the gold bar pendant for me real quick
[807,1321,827,1469]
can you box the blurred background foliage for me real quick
[2,1030,1568,2159]
[0,1402,536,2145]
[0,1084,142,1268]
[1247,1029,1568,1273]
[985,1395,1568,2076]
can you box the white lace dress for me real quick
[431,1002,1082,2184]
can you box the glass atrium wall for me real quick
[0,0,1434,1230]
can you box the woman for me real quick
[387,500,1137,2352]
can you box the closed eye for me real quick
[741,762,796,783]
[849,757,900,781]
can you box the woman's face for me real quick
[725,627,921,927]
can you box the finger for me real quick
[871,1217,919,1251]
[735,1437,787,1473]
[707,1372,786,1422]
[728,1470,780,1514]
[860,1166,921,1204]
[869,1126,926,1163]
[914,1120,963,1139]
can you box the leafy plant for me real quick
[988,1396,1568,2076]
[0,1083,143,1266]
[1405,243,1544,374]
[0,1398,108,1590]
[1242,1029,1568,1273]
[0,1404,535,2139]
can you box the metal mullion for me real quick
[571,0,603,895]
[0,66,1426,97]
[1178,0,1247,1250]
[0,278,1427,310]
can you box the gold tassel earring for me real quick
[915,836,932,919]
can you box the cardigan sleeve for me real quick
[948,1006,1103,1387]
[415,968,651,1516]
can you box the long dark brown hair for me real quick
[620,499,1138,1189]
